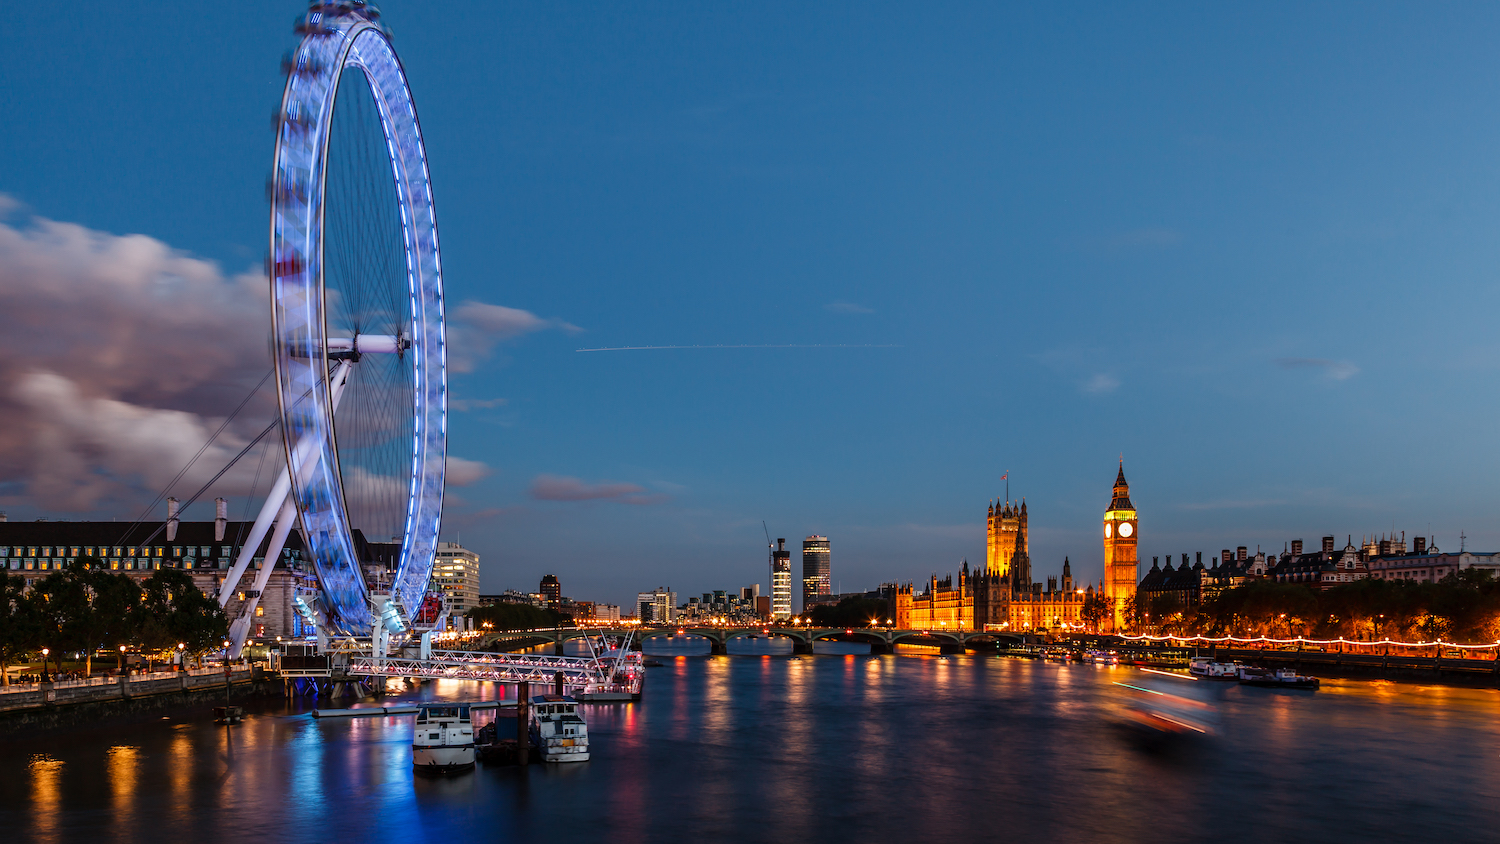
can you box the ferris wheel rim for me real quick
[269,8,447,637]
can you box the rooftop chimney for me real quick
[1291,539,1303,556]
[214,497,228,541]
[166,497,180,542]
[0,512,7,523]
[1322,535,1336,553]
[1237,546,1247,561]
[1414,536,1427,554]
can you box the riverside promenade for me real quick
[0,666,257,731]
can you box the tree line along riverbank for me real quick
[0,564,229,685]
[1128,570,1500,642]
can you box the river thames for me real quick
[5,639,1499,844]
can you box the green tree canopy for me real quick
[0,573,41,686]
[808,596,888,627]
[136,569,229,659]
[467,602,571,631]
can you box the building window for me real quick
[255,606,264,617]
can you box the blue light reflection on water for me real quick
[3,640,1500,844]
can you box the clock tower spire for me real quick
[1102,459,1138,632]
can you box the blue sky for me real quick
[5,3,1500,608]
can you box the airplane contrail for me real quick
[575,344,902,352]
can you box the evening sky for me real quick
[4,3,1500,606]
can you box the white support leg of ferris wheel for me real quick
[221,361,353,658]
[226,495,299,659]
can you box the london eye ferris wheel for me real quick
[266,1,447,639]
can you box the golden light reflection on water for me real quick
[701,655,732,737]
[29,753,64,843]
[106,745,139,818]
[168,731,191,812]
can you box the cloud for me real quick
[1274,358,1359,381]
[0,198,547,513]
[448,397,507,412]
[445,456,493,486]
[528,474,667,505]
[1082,373,1120,394]
[825,301,874,314]
[0,206,275,511]
[447,300,584,372]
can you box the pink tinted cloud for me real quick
[528,474,667,505]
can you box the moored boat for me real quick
[1238,666,1319,690]
[1188,657,1240,680]
[412,703,476,774]
[577,633,645,701]
[529,695,590,762]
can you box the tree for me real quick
[808,596,888,628]
[137,569,228,666]
[0,573,41,686]
[30,568,89,676]
[468,603,571,632]
[1081,592,1110,633]
[86,568,144,673]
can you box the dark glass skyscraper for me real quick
[540,573,561,609]
[801,535,830,611]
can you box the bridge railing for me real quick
[426,649,600,670]
[347,656,600,683]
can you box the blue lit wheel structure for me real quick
[269,2,445,636]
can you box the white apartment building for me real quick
[637,588,676,623]
[432,542,481,618]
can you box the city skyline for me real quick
[6,4,1500,608]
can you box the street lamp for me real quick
[41,647,49,678]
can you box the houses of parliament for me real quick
[894,463,1139,633]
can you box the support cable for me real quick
[126,418,282,550]
[114,369,274,545]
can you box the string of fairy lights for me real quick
[1120,633,1500,650]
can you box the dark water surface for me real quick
[5,638,1499,844]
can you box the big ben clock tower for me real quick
[1102,460,1138,633]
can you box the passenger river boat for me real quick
[577,633,645,701]
[412,703,476,774]
[1188,657,1241,680]
[1238,666,1320,690]
[530,695,590,762]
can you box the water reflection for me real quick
[106,744,138,827]
[5,654,1500,843]
[28,753,63,843]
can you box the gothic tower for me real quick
[986,497,1028,578]
[1102,461,1138,632]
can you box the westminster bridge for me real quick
[472,625,1026,655]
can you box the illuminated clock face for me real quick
[1104,523,1113,538]
[1119,522,1134,538]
